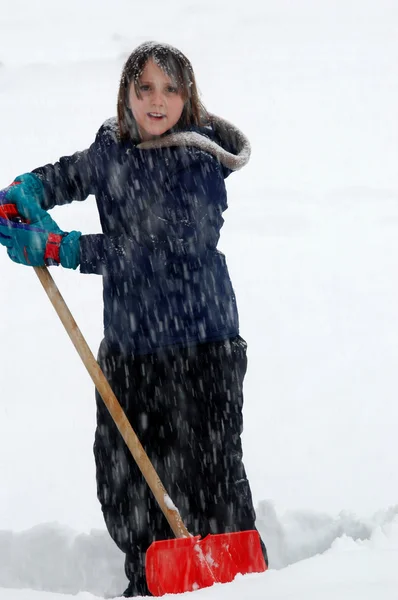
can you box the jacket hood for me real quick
[136,114,251,171]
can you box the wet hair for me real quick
[117,41,208,141]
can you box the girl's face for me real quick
[128,59,185,141]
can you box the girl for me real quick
[0,42,267,597]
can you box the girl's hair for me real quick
[117,41,208,141]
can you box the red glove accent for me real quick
[0,203,21,220]
[44,233,63,264]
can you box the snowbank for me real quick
[1,504,398,597]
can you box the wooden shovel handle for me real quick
[33,265,190,540]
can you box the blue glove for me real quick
[0,173,63,235]
[0,217,81,269]
[0,173,46,223]
[0,174,81,268]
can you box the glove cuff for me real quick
[44,232,64,266]
[59,231,81,270]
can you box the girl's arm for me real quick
[32,144,97,210]
[77,154,227,276]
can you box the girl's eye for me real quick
[166,86,178,94]
[139,84,150,92]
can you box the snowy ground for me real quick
[0,0,398,598]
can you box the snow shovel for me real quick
[31,265,267,595]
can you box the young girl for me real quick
[0,42,267,597]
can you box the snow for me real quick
[0,509,398,599]
[1,507,398,598]
[0,0,398,598]
[163,495,179,513]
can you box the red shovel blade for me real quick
[146,530,267,596]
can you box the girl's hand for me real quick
[0,216,81,269]
[0,173,45,223]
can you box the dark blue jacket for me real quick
[33,118,242,355]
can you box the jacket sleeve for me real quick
[32,144,97,210]
[78,154,228,276]
[31,120,123,210]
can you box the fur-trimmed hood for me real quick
[136,114,251,172]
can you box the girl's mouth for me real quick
[147,112,165,120]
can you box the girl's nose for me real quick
[152,89,164,105]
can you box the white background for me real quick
[0,1,397,598]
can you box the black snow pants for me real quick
[94,336,267,596]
